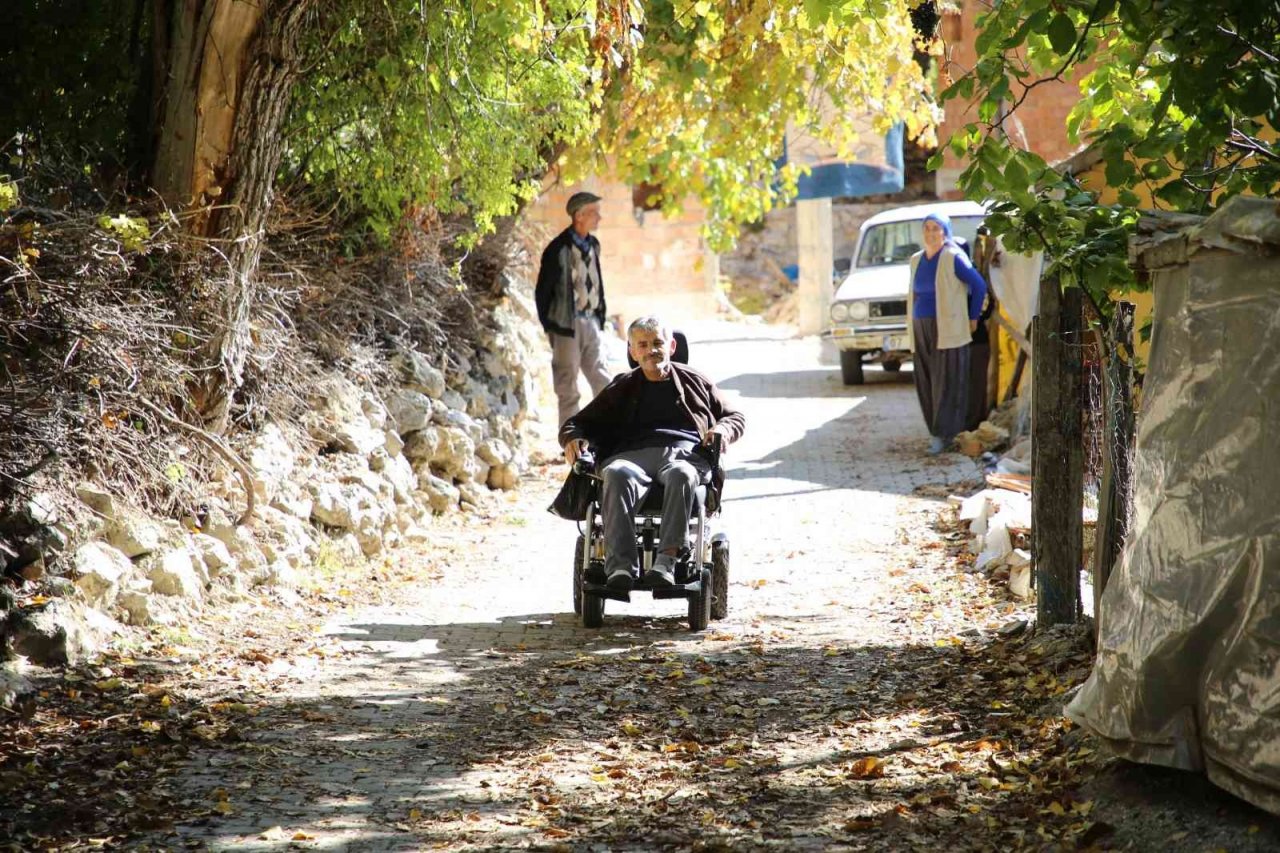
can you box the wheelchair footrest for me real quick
[584,580,701,602]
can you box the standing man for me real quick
[536,191,613,426]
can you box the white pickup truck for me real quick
[825,200,987,385]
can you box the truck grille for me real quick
[870,299,907,319]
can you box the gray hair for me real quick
[627,316,670,340]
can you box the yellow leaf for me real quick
[292,832,315,841]
[408,808,422,821]
[848,757,885,779]
[1046,801,1066,816]
[690,676,713,686]
[94,677,123,691]
[258,826,287,840]
[723,758,742,769]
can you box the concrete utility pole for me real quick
[796,197,834,336]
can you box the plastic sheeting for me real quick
[987,242,1043,334]
[1065,197,1280,815]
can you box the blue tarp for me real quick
[779,124,905,201]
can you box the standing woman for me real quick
[909,212,989,455]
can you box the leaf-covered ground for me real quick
[4,326,1278,851]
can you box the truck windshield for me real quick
[856,216,985,268]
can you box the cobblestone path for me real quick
[153,323,996,851]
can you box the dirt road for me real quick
[15,322,1276,851]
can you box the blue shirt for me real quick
[570,230,595,256]
[912,246,988,320]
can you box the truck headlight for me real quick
[830,302,849,322]
[848,301,870,321]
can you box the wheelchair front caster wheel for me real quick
[583,592,605,628]
[688,567,711,632]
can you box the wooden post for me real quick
[1092,301,1136,631]
[1032,276,1083,626]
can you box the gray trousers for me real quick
[600,445,712,577]
[551,315,613,426]
[912,317,971,440]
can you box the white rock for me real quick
[386,389,434,434]
[460,456,489,485]
[9,600,111,665]
[72,541,131,607]
[26,492,59,526]
[383,429,404,458]
[269,490,314,521]
[245,423,296,501]
[117,589,159,625]
[476,438,513,466]
[440,388,468,415]
[259,560,299,589]
[381,454,417,505]
[435,408,485,443]
[394,350,446,399]
[417,473,460,514]
[254,506,314,569]
[334,418,386,456]
[403,427,441,463]
[458,482,488,507]
[309,482,386,539]
[432,426,476,480]
[208,525,269,573]
[75,482,116,519]
[106,513,166,558]
[487,464,521,491]
[361,393,389,429]
[191,534,236,579]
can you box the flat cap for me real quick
[566,191,602,218]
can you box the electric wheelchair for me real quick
[568,332,731,632]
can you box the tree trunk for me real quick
[1092,301,1136,634]
[151,0,315,431]
[1032,276,1083,626]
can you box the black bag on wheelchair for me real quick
[548,468,595,520]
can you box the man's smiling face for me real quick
[628,326,675,379]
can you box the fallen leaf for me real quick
[848,757,885,779]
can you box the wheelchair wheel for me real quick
[583,590,605,629]
[711,538,729,620]
[688,567,711,632]
[572,535,585,616]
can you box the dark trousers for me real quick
[912,317,970,440]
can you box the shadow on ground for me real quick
[112,616,1280,852]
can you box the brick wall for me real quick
[521,169,720,330]
[935,1,1089,198]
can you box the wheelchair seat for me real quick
[636,482,706,516]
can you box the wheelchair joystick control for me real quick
[573,449,596,476]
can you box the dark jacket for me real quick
[559,363,746,509]
[535,227,606,336]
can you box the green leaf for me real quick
[1047,14,1076,55]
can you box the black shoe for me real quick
[643,563,675,588]
[606,569,633,593]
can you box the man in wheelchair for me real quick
[560,316,746,597]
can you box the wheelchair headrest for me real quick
[626,329,689,370]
